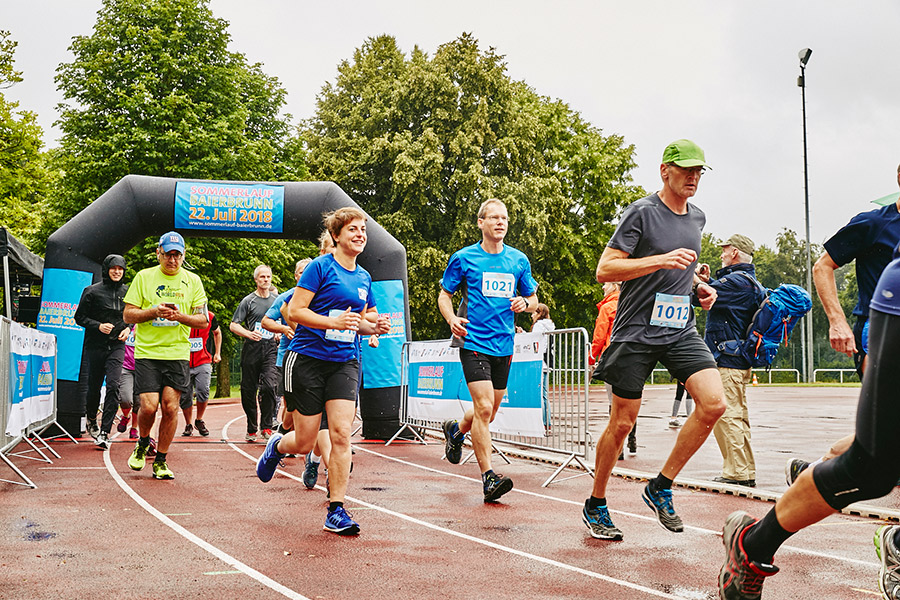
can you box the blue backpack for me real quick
[739,284,812,368]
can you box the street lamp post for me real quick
[798,48,814,383]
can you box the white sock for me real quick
[310,452,321,464]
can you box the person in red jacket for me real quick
[590,282,620,366]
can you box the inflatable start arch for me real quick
[39,175,409,438]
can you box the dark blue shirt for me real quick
[823,203,900,319]
[702,263,766,369]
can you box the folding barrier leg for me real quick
[385,423,427,446]
[0,447,37,488]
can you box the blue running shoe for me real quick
[256,433,284,483]
[324,505,360,536]
[641,483,684,532]
[582,501,623,540]
[302,452,320,489]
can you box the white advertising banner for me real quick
[6,322,56,437]
[407,333,546,437]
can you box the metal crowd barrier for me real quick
[1,317,74,488]
[389,328,593,488]
[649,367,801,384]
[813,368,859,383]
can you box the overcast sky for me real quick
[5,1,900,249]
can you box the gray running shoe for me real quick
[483,472,513,502]
[442,419,464,464]
[94,432,110,450]
[182,423,193,437]
[784,458,810,486]
[875,525,900,600]
[302,452,320,489]
[641,483,684,533]
[87,419,100,440]
[582,502,623,540]
[718,511,778,600]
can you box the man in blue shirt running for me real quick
[439,198,539,503]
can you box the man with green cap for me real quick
[584,139,726,540]
[696,234,767,487]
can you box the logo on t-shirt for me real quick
[358,288,368,302]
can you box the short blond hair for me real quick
[477,198,506,219]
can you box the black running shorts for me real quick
[459,349,512,390]
[282,351,359,416]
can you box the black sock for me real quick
[649,473,673,492]
[586,496,607,510]
[154,452,167,464]
[482,470,495,484]
[139,436,151,449]
[328,501,343,512]
[742,510,792,563]
[277,424,289,434]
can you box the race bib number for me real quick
[125,331,136,347]
[152,305,178,327]
[482,272,515,298]
[650,293,691,329]
[254,321,274,340]
[325,309,356,343]
[189,337,204,353]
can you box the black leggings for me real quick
[813,310,900,509]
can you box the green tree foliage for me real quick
[304,34,643,339]
[43,0,311,392]
[0,31,51,240]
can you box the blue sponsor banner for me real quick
[7,322,56,436]
[174,181,285,233]
[405,333,545,437]
[37,268,93,381]
[360,279,406,389]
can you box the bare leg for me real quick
[323,400,356,503]
[156,386,181,454]
[457,381,504,474]
[590,395,640,498]
[659,368,725,479]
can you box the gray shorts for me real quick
[180,363,213,409]
[119,368,136,410]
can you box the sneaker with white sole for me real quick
[256,433,284,483]
[874,524,900,600]
[324,505,359,535]
[641,483,684,533]
[582,501,623,540]
[718,511,779,599]
[784,458,810,486]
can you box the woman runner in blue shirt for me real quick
[256,207,389,536]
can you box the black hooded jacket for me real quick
[74,254,129,349]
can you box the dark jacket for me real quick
[703,263,766,370]
[74,255,129,349]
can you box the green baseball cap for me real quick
[720,234,755,256]
[662,139,710,169]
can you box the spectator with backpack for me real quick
[696,234,767,487]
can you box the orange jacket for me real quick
[589,290,619,365]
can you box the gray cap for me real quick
[720,234,755,256]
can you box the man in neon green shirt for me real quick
[123,232,208,480]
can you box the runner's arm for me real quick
[595,246,697,283]
[813,250,856,357]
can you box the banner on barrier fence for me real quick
[407,333,545,437]
[6,321,56,437]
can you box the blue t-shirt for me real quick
[870,256,900,318]
[823,203,900,318]
[287,254,375,362]
[441,242,538,356]
[265,289,294,367]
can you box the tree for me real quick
[304,34,643,339]
[0,31,51,241]
[44,0,311,395]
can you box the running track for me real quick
[1,400,887,599]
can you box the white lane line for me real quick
[223,418,683,600]
[101,446,310,600]
[40,466,108,470]
[353,445,879,569]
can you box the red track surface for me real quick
[1,398,888,600]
